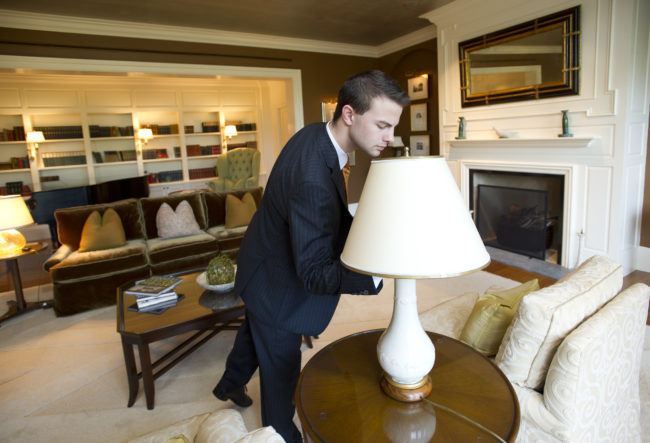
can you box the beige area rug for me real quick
[0,272,648,442]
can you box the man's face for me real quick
[348,96,403,157]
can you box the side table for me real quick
[295,329,520,442]
[0,241,51,325]
[117,269,245,409]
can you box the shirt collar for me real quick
[326,121,349,170]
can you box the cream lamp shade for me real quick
[341,156,489,401]
[388,136,405,148]
[224,125,238,138]
[0,195,34,255]
[137,128,153,141]
[26,131,45,143]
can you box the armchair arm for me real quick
[512,384,568,442]
[208,178,226,192]
[42,244,74,271]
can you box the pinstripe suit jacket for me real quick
[234,122,381,336]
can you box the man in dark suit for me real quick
[213,70,410,442]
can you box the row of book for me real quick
[201,122,220,133]
[231,123,256,132]
[0,156,30,170]
[143,148,169,160]
[95,150,137,163]
[189,167,217,180]
[125,275,182,313]
[0,184,32,196]
[147,169,183,183]
[34,125,83,140]
[0,127,26,141]
[186,144,222,156]
[142,124,179,135]
[41,151,87,166]
[89,125,134,138]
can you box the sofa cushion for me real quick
[459,279,539,356]
[55,198,144,250]
[194,408,248,443]
[49,239,148,282]
[146,232,218,266]
[225,192,257,229]
[203,187,263,228]
[128,412,210,443]
[78,208,126,252]
[418,292,479,338]
[156,200,203,238]
[140,192,207,239]
[495,255,623,391]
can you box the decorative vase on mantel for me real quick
[455,116,466,140]
[558,110,573,137]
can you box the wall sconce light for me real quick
[224,125,238,139]
[26,131,44,161]
[136,128,153,154]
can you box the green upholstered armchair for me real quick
[209,148,260,192]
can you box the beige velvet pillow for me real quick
[225,192,257,229]
[418,292,479,338]
[156,200,202,238]
[459,279,540,356]
[78,208,126,252]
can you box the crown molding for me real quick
[376,24,437,57]
[0,9,436,58]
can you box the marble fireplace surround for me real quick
[450,137,596,269]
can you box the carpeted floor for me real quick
[0,272,647,442]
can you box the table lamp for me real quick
[341,156,489,402]
[0,195,35,256]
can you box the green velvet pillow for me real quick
[225,192,257,229]
[459,278,540,356]
[78,208,126,252]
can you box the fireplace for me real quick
[469,169,564,264]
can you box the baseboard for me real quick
[636,246,650,272]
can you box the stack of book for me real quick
[125,275,183,312]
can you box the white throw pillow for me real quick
[194,408,248,443]
[418,292,479,338]
[495,255,623,391]
[156,200,203,238]
[233,426,285,443]
[127,413,209,443]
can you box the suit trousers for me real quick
[218,312,303,443]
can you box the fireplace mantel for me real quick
[449,137,597,149]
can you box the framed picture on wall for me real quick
[410,103,427,131]
[409,135,430,156]
[407,75,428,100]
[321,102,336,122]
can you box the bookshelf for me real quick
[0,77,261,195]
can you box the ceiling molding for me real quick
[0,9,436,58]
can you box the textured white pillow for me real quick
[495,255,623,391]
[233,426,285,443]
[156,200,203,238]
[194,408,248,443]
[127,413,209,443]
[418,292,479,339]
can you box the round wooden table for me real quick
[295,329,519,442]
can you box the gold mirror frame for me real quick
[459,6,580,107]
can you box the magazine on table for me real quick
[124,275,182,297]
[136,292,178,308]
[128,294,185,314]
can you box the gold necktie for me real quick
[342,158,351,202]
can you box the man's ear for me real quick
[341,104,355,126]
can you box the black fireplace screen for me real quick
[475,184,553,260]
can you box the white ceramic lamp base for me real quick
[377,278,435,402]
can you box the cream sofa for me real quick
[418,255,649,442]
[126,408,282,443]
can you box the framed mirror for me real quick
[458,6,580,107]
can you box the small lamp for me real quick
[136,128,153,154]
[341,156,489,402]
[388,136,405,156]
[224,125,238,139]
[26,131,44,161]
[0,195,35,256]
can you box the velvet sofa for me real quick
[43,187,263,316]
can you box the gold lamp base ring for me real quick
[380,373,433,403]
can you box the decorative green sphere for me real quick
[206,254,235,285]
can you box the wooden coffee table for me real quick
[295,329,520,442]
[116,269,244,409]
